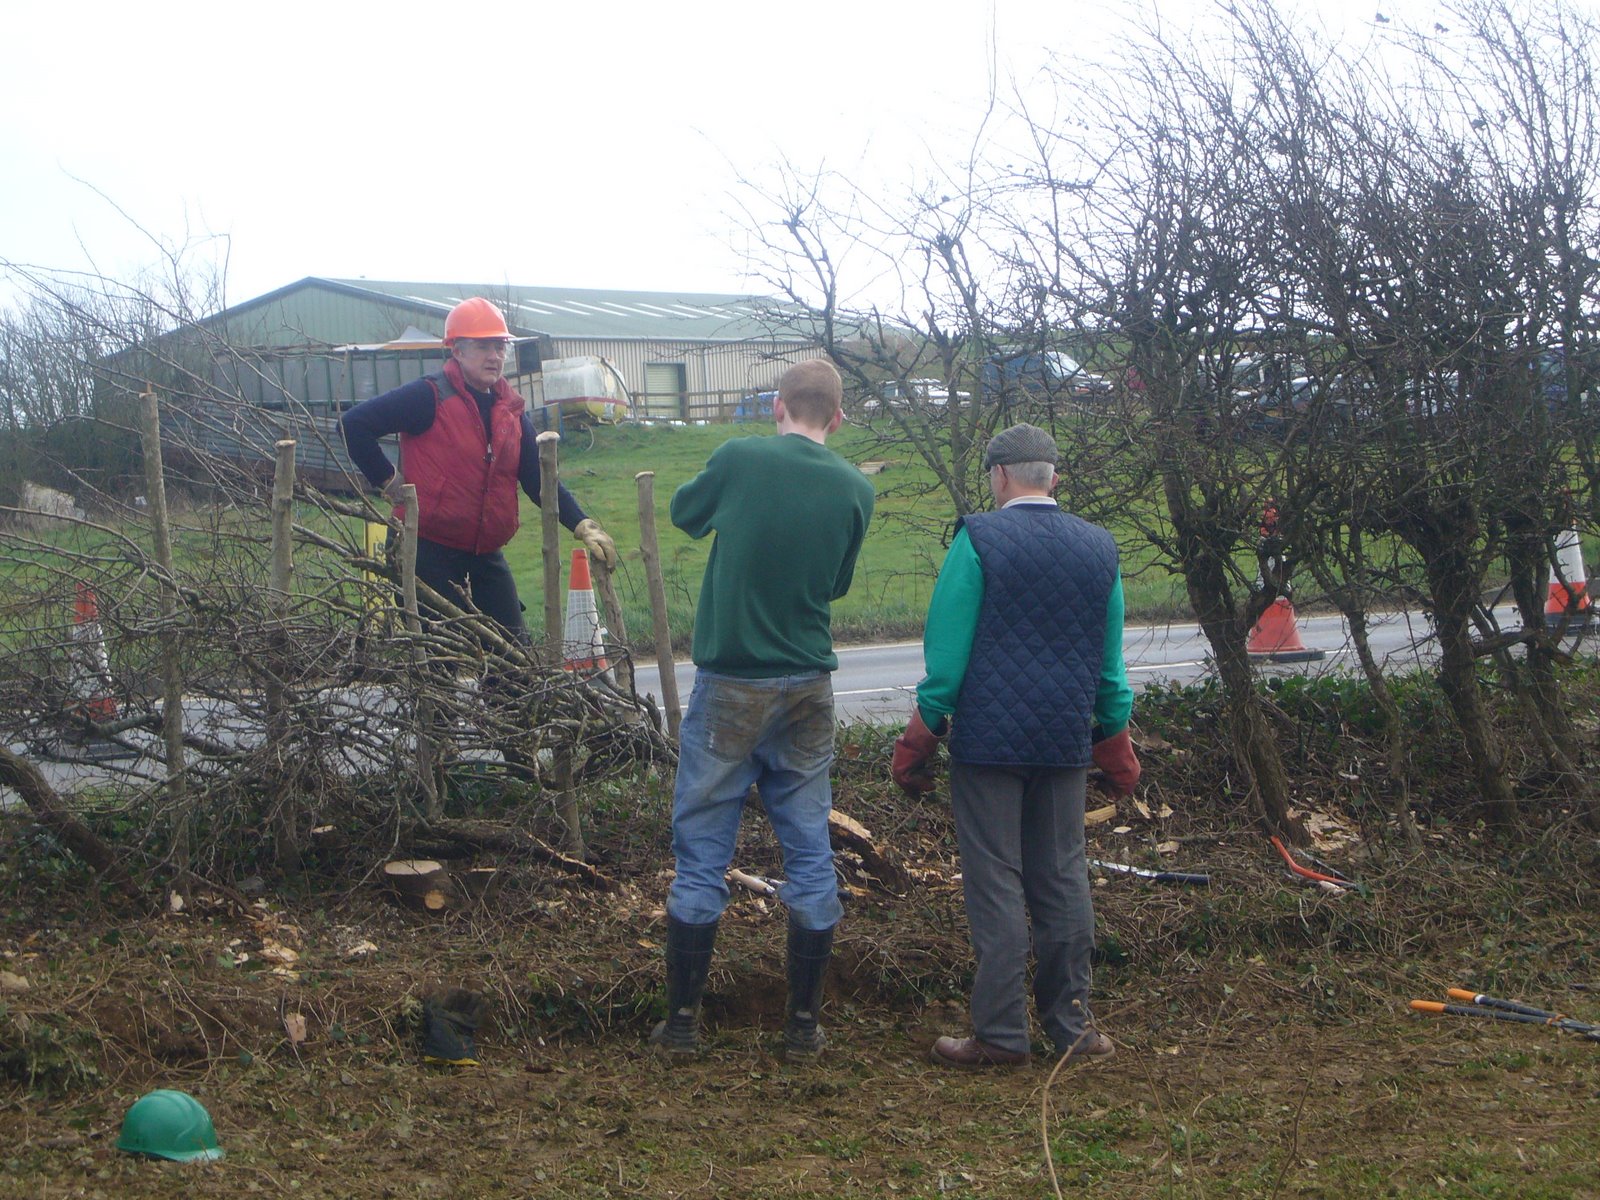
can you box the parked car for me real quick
[982,350,1113,401]
[1230,355,1361,434]
[868,377,971,409]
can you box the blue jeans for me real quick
[666,669,842,931]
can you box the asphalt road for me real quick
[7,604,1569,804]
[633,605,1467,724]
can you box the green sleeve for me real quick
[669,444,727,539]
[1093,572,1134,734]
[914,528,983,726]
[831,484,875,600]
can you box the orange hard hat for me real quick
[444,297,511,344]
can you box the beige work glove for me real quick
[381,469,407,506]
[574,518,618,569]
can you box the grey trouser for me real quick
[950,761,1094,1055]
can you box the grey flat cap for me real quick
[984,423,1058,468]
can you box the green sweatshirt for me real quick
[914,511,1133,735]
[671,433,875,677]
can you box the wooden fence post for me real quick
[537,432,584,859]
[267,439,301,868]
[591,558,633,695]
[397,484,442,821]
[635,471,681,740]
[137,387,190,891]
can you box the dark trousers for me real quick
[950,761,1094,1055]
[410,537,528,645]
[401,538,533,760]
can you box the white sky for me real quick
[1,0,1470,309]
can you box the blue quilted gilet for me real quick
[947,505,1119,768]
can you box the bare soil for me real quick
[2,743,1599,1199]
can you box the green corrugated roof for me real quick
[321,278,811,343]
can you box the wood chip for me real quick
[260,940,300,965]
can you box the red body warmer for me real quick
[397,361,525,553]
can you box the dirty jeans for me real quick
[666,670,842,932]
[950,761,1094,1055]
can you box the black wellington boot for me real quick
[420,988,487,1067]
[649,915,718,1061]
[783,917,835,1064]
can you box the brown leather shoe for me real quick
[929,1035,1030,1068]
[1057,1031,1115,1062]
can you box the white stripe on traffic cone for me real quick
[1545,526,1593,628]
[68,581,119,722]
[562,549,611,677]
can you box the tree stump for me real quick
[383,859,456,914]
[456,866,500,902]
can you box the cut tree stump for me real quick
[413,818,618,891]
[457,866,500,901]
[383,859,456,914]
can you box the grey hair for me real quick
[1001,460,1055,490]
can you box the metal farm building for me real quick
[206,277,823,418]
[156,277,826,488]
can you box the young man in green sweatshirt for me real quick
[652,358,875,1064]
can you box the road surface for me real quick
[634,606,1465,724]
[8,605,1573,803]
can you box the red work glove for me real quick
[1091,728,1141,797]
[891,710,945,796]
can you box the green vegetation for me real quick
[503,420,1188,650]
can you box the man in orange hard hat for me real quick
[341,296,618,648]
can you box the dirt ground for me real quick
[2,745,1599,1199]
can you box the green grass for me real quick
[0,420,1252,656]
[506,420,1190,650]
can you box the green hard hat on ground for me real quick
[116,1089,225,1162]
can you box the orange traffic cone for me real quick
[68,581,119,722]
[1247,596,1326,663]
[1544,526,1593,629]
[562,549,611,676]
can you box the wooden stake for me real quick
[267,439,300,869]
[397,484,442,820]
[138,387,189,890]
[537,433,585,859]
[591,557,633,695]
[635,471,681,739]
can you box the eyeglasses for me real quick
[463,338,513,355]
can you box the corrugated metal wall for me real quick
[550,338,822,398]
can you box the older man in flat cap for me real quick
[892,422,1139,1068]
